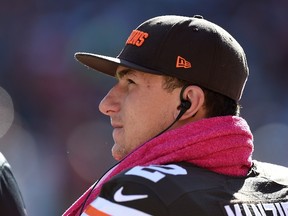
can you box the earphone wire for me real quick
[154,84,190,137]
[78,161,120,215]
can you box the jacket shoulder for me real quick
[0,152,27,216]
[252,160,288,185]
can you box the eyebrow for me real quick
[115,68,136,80]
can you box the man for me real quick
[0,87,27,215]
[0,152,27,215]
[64,15,288,216]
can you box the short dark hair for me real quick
[201,87,240,117]
[162,76,241,117]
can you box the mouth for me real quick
[110,118,124,141]
[112,126,123,143]
[111,123,123,129]
[111,118,123,128]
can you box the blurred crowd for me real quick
[0,0,287,215]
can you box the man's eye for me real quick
[127,79,135,84]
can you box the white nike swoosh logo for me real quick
[114,186,148,202]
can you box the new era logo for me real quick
[176,56,191,68]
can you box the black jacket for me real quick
[0,153,27,216]
[91,160,288,216]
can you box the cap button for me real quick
[193,15,203,19]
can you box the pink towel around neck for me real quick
[63,116,254,216]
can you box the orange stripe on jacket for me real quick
[85,205,110,216]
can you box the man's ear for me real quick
[176,85,205,121]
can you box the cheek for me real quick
[121,89,176,146]
[124,102,172,144]
[124,98,153,127]
[121,104,153,148]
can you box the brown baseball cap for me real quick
[75,15,249,101]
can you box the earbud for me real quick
[179,100,191,111]
[177,85,192,118]
[178,84,191,112]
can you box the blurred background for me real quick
[0,0,287,215]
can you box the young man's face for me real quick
[99,66,181,160]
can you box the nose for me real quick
[99,86,120,116]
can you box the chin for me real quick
[112,152,123,161]
[112,145,126,161]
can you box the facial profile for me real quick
[99,66,183,160]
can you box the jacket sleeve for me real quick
[0,152,27,216]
